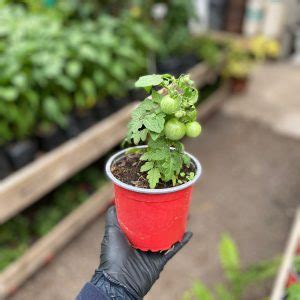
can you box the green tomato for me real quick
[160,95,179,115]
[175,110,186,118]
[185,121,202,138]
[164,118,186,141]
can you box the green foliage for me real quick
[0,3,158,143]
[219,234,241,282]
[192,36,223,68]
[222,42,253,79]
[126,73,200,188]
[184,234,281,300]
[287,284,300,300]
[157,0,197,56]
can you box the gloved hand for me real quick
[93,206,192,299]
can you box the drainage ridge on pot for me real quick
[105,145,202,252]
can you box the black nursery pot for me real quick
[75,109,97,131]
[5,139,38,170]
[157,54,199,76]
[93,101,113,121]
[36,126,66,152]
[0,147,13,179]
[107,96,130,112]
[63,115,81,139]
[128,89,146,102]
[180,53,199,72]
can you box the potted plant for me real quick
[249,35,281,61]
[223,42,253,94]
[194,36,223,69]
[105,73,202,251]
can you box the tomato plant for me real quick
[126,73,202,188]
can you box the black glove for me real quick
[92,206,192,299]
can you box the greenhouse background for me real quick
[0,0,299,299]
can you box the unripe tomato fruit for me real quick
[164,118,186,141]
[175,110,186,118]
[160,95,179,115]
[185,121,201,138]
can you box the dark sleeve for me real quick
[76,271,137,300]
[76,282,111,300]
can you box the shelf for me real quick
[0,103,137,224]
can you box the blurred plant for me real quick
[0,4,157,141]
[192,36,223,68]
[249,35,281,60]
[223,42,253,79]
[154,0,197,56]
[287,284,300,299]
[183,234,281,300]
[0,215,30,270]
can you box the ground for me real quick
[9,63,300,300]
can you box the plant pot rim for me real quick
[105,145,202,194]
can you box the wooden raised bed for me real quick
[271,208,300,300]
[0,62,229,299]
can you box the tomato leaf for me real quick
[143,113,165,133]
[135,74,163,87]
[140,129,148,142]
[147,168,161,189]
[140,161,154,172]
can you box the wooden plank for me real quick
[271,208,300,300]
[0,183,114,300]
[0,103,136,224]
[198,82,230,121]
[189,63,218,87]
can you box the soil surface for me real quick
[111,152,195,189]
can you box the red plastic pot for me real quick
[106,146,202,252]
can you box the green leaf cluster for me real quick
[126,73,199,188]
[183,233,282,300]
[0,4,158,144]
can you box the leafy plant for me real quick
[192,36,223,68]
[125,73,201,188]
[287,284,300,300]
[183,234,281,300]
[0,4,157,142]
[156,0,197,56]
[223,42,253,79]
[249,35,281,60]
